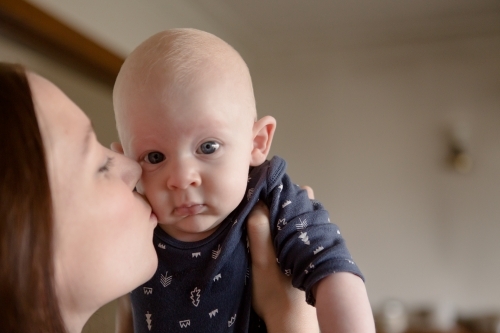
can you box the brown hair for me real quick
[0,63,66,332]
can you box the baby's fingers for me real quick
[110,142,124,154]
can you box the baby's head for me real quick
[113,28,276,242]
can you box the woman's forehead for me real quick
[27,73,92,162]
[29,74,88,128]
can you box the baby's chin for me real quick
[157,214,225,242]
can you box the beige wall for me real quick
[252,35,500,313]
[0,36,117,146]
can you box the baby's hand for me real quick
[110,142,124,154]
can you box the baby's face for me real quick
[118,70,256,242]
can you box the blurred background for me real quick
[1,1,499,332]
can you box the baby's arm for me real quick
[259,161,374,332]
[314,272,375,333]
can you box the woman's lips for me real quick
[174,204,205,216]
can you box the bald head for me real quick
[113,29,257,141]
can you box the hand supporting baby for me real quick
[247,186,320,333]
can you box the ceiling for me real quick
[186,0,500,54]
[23,0,500,60]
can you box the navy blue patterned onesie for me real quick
[130,156,363,332]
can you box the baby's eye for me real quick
[145,152,165,164]
[197,141,220,155]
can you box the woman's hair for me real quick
[0,63,65,332]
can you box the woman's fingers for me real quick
[247,201,274,267]
[247,200,320,332]
[302,185,314,200]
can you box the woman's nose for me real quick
[119,153,142,190]
[166,158,201,190]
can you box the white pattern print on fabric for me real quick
[190,287,201,307]
[160,271,172,287]
[212,244,222,259]
[247,188,254,201]
[313,246,324,255]
[299,232,310,245]
[245,268,250,285]
[295,217,308,230]
[145,312,152,331]
[305,263,315,274]
[179,320,190,328]
[228,314,237,327]
[277,218,287,230]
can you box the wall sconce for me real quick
[448,121,473,174]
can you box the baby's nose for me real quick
[166,159,201,190]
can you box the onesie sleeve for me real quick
[263,156,364,306]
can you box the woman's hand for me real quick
[247,186,319,333]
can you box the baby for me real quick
[113,28,371,333]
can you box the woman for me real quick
[0,62,317,333]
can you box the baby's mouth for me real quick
[174,204,205,217]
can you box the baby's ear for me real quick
[110,142,124,154]
[250,115,276,166]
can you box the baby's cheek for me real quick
[144,189,163,211]
[136,180,160,210]
[223,173,248,206]
[137,176,159,198]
